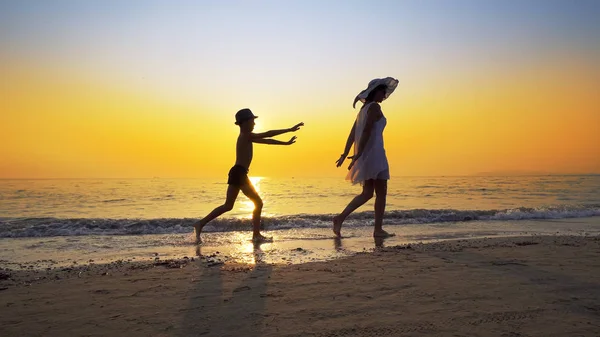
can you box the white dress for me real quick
[346,102,390,184]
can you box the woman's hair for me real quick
[365,84,387,102]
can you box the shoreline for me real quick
[2,216,600,270]
[2,234,600,336]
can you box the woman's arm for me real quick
[348,103,381,169]
[335,120,357,167]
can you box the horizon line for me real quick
[1,173,599,180]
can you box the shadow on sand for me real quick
[179,242,273,336]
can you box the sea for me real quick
[1,175,599,267]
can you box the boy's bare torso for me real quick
[235,132,253,169]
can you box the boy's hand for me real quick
[286,136,297,145]
[289,122,304,132]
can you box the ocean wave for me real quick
[0,204,599,238]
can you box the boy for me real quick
[193,108,303,243]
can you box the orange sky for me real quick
[1,2,599,178]
[2,55,598,179]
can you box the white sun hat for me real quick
[353,77,399,108]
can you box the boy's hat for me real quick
[235,108,258,125]
[353,77,399,108]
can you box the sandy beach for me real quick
[1,234,599,337]
[3,0,600,335]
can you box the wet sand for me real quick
[3,217,600,269]
[2,234,600,336]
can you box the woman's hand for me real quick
[347,153,362,170]
[335,154,347,167]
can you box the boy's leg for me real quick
[194,185,240,243]
[333,180,375,237]
[239,182,269,241]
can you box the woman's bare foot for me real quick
[373,230,395,238]
[332,215,342,238]
[252,234,273,243]
[193,222,204,244]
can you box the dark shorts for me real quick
[227,165,250,187]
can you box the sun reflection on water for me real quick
[227,232,273,265]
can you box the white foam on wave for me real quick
[1,204,599,238]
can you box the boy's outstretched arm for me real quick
[253,136,297,145]
[251,122,304,139]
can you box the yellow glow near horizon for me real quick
[2,57,599,179]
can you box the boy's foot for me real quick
[193,222,204,244]
[332,215,342,238]
[373,230,395,238]
[252,234,273,243]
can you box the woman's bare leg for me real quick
[333,180,374,237]
[373,179,393,237]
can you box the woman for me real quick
[333,77,398,238]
